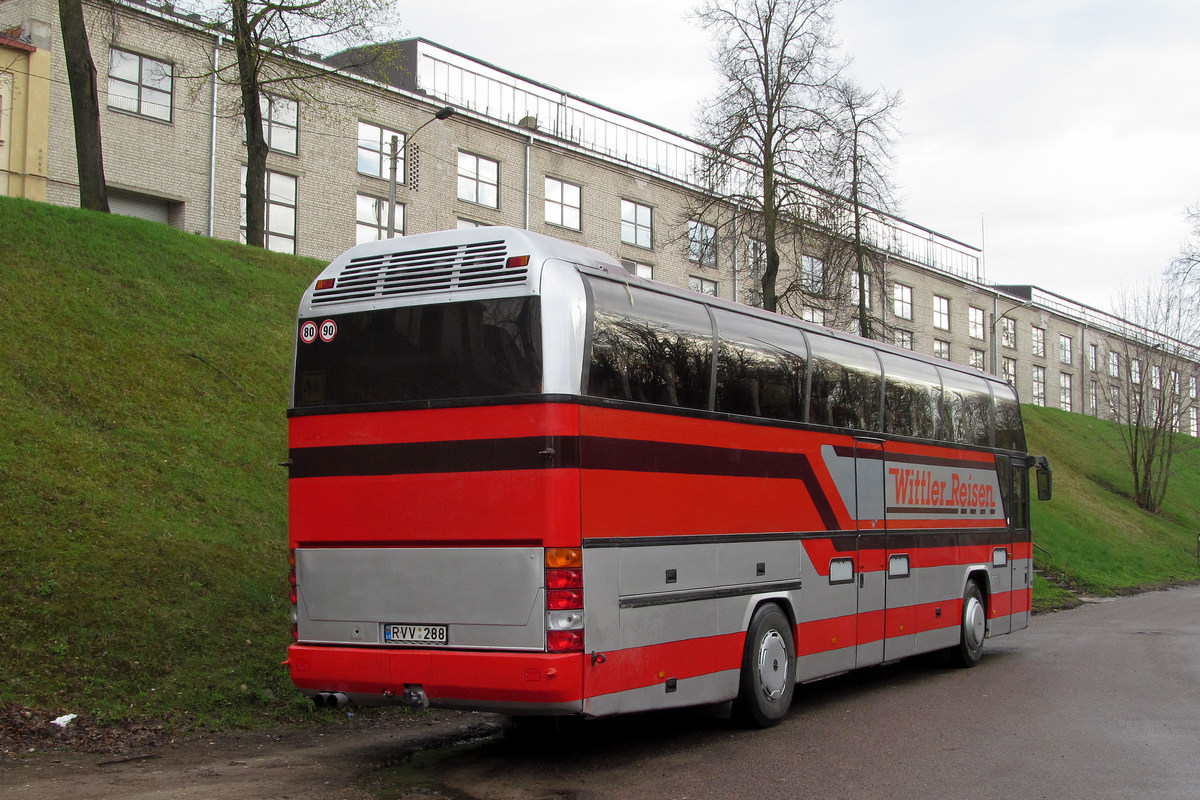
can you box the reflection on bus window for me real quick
[940,368,993,447]
[808,335,881,431]
[880,352,941,439]
[713,309,806,421]
[587,279,713,409]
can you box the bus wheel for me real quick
[952,580,987,668]
[733,604,796,728]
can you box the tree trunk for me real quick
[58,0,109,212]
[233,0,267,248]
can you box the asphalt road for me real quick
[422,586,1200,800]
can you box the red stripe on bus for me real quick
[289,471,582,546]
[290,403,581,448]
[288,645,585,705]
[581,472,837,538]
[583,633,744,698]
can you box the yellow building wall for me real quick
[1,38,49,201]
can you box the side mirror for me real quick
[1033,456,1052,501]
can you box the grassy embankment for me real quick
[1,196,1197,726]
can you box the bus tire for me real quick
[952,580,986,668]
[733,603,796,728]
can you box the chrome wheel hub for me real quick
[757,629,789,701]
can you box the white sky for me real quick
[396,0,1200,311]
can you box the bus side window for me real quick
[1012,464,1029,530]
[714,309,806,421]
[808,335,882,432]
[940,368,994,447]
[880,353,941,439]
[995,455,1012,525]
[586,279,713,410]
[993,382,1027,451]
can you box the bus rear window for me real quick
[294,298,541,408]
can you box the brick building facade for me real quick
[2,0,1196,432]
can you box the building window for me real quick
[893,283,913,320]
[1060,373,1073,411]
[1108,351,1120,378]
[1001,317,1016,349]
[1131,358,1142,384]
[1089,380,1099,414]
[621,258,653,279]
[240,167,297,254]
[969,348,985,371]
[1151,364,1162,391]
[1059,334,1073,365]
[688,275,717,296]
[1002,357,1017,386]
[968,306,985,340]
[801,255,824,293]
[687,220,717,267]
[545,177,581,230]
[851,271,871,309]
[621,200,653,248]
[1031,326,1045,358]
[1089,343,1099,371]
[107,48,173,122]
[1032,366,1046,407]
[801,307,825,325]
[355,194,402,244]
[1191,407,1199,437]
[260,94,298,155]
[456,218,486,229]
[933,339,951,360]
[457,151,499,208]
[892,329,913,350]
[1170,370,1180,396]
[358,121,404,181]
[933,295,950,330]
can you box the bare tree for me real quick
[1169,205,1200,315]
[1101,277,1200,512]
[819,76,901,339]
[188,0,395,247]
[693,0,839,313]
[57,0,109,212]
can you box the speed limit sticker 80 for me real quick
[300,319,337,343]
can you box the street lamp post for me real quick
[388,106,455,238]
[989,298,1033,377]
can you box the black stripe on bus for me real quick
[829,444,995,470]
[619,580,804,610]
[290,437,838,525]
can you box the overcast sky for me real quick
[396,0,1200,312]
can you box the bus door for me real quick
[1008,463,1031,631]
[879,442,916,662]
[854,439,886,668]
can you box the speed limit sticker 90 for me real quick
[300,320,318,343]
[318,319,338,342]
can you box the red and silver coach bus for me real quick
[285,226,1051,727]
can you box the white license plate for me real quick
[383,623,449,646]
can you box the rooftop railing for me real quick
[415,43,982,282]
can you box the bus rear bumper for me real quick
[287,644,585,714]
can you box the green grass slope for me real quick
[0,196,319,725]
[1023,405,1200,606]
[0,197,1196,726]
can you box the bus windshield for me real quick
[293,297,542,408]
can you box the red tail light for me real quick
[545,549,583,652]
[547,589,583,610]
[547,630,584,652]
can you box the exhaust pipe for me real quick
[313,692,350,709]
[401,685,429,709]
